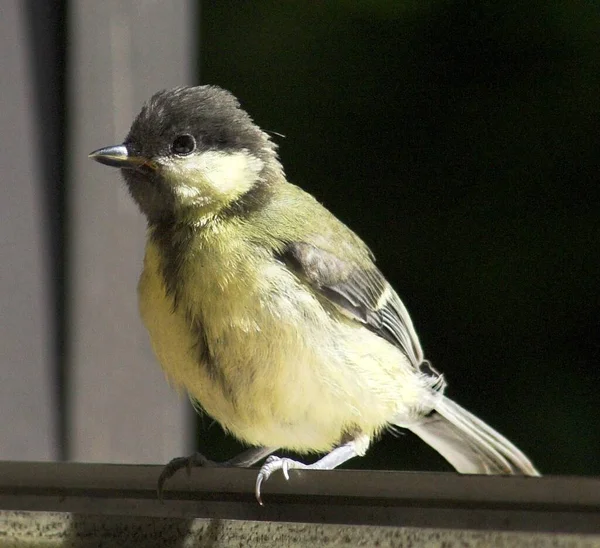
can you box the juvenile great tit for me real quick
[90,85,539,503]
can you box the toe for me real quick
[157,452,212,501]
[255,456,283,504]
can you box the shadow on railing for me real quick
[0,462,599,546]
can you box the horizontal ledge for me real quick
[0,461,599,535]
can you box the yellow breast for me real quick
[137,234,420,452]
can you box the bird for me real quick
[89,85,539,504]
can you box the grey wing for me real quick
[278,241,425,368]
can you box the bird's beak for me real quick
[89,144,155,170]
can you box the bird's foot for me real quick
[157,452,217,501]
[253,440,364,505]
[255,455,309,505]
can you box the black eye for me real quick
[171,134,196,155]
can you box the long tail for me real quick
[405,396,539,475]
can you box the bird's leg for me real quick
[157,446,276,501]
[255,436,368,505]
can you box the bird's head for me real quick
[90,85,283,225]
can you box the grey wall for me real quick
[0,1,198,465]
[0,0,57,461]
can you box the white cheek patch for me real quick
[200,150,265,196]
[169,149,264,201]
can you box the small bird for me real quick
[90,85,539,503]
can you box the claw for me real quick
[282,459,290,481]
[254,456,308,505]
[255,456,283,505]
[157,456,187,502]
[157,452,214,502]
[255,471,267,506]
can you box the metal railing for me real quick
[1,462,599,541]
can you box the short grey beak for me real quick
[90,144,156,171]
[88,144,134,168]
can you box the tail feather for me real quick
[404,396,539,476]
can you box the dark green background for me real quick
[197,1,600,475]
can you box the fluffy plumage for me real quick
[90,85,539,500]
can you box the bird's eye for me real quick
[171,134,196,155]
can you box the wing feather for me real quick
[278,241,424,368]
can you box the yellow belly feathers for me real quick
[138,237,419,452]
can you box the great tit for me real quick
[90,85,539,503]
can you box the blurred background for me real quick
[1,1,598,476]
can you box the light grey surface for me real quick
[0,1,56,460]
[67,1,197,463]
[1,512,599,548]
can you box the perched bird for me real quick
[90,85,539,503]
